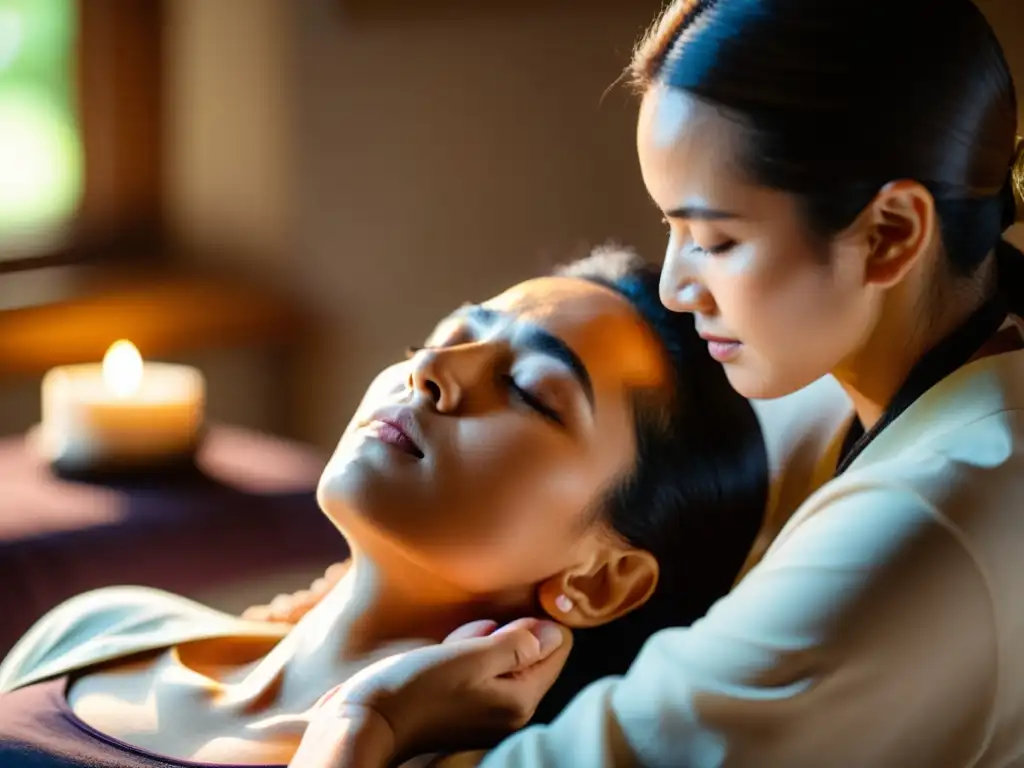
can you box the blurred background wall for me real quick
[0,0,1021,451]
[164,0,671,450]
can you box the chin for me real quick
[320,430,421,503]
[722,363,817,401]
[318,459,389,522]
[318,458,444,549]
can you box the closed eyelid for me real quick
[418,306,593,412]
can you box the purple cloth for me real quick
[0,426,349,659]
[0,675,285,767]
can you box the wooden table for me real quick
[0,425,349,659]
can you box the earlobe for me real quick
[537,546,659,629]
[861,180,936,288]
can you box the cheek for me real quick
[450,501,587,590]
[715,246,873,394]
[430,429,605,587]
[752,256,868,349]
[445,433,596,537]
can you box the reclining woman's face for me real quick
[318,276,669,598]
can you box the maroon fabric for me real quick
[0,675,286,767]
[0,426,350,659]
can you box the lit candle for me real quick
[38,341,206,472]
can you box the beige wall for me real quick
[157,0,1024,452]
[1,0,1016,612]
[165,0,297,282]
[288,1,669,447]
[165,0,666,450]
[0,1,1019,442]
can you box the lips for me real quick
[362,407,425,459]
[697,331,740,345]
[697,331,742,363]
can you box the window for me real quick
[0,0,82,257]
[0,0,163,272]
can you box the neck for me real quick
[295,552,526,658]
[833,268,992,430]
[241,548,532,711]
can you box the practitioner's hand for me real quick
[241,561,350,624]
[289,618,573,767]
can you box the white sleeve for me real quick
[479,487,998,767]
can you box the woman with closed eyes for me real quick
[0,247,767,767]
[287,1,1024,765]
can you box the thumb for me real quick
[444,619,500,643]
[487,623,573,712]
[473,619,568,678]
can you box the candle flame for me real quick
[102,340,143,398]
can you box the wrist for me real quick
[338,705,396,768]
[297,705,396,768]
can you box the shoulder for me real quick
[0,586,287,693]
[751,463,1001,692]
[726,485,997,743]
[766,481,976,579]
[791,407,1024,567]
[761,350,1024,562]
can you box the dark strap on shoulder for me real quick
[834,292,1007,476]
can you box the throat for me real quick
[295,554,524,654]
[230,554,531,713]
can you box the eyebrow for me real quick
[664,204,739,221]
[455,304,595,411]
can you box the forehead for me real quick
[483,276,668,392]
[636,87,812,231]
[637,87,744,206]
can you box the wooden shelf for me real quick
[0,264,308,376]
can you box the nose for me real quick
[407,342,493,413]
[659,245,716,315]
